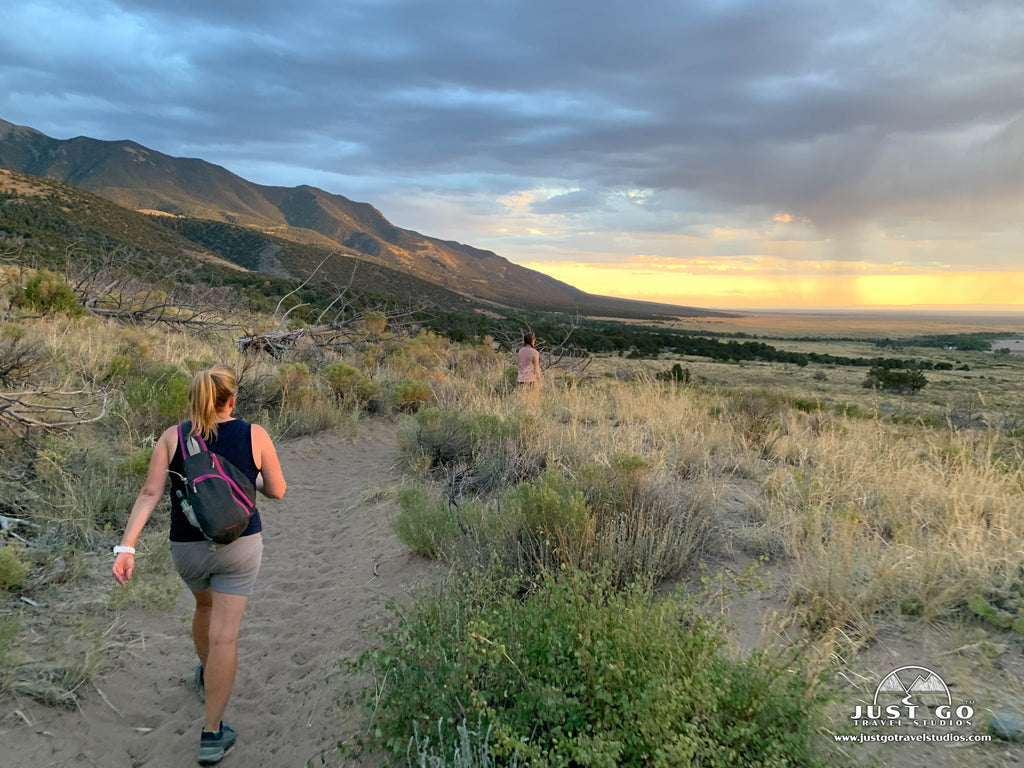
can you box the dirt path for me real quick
[2,421,434,767]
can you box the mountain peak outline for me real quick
[0,116,730,318]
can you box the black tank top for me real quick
[168,419,263,542]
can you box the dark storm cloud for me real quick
[3,0,1024,258]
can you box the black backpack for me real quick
[175,421,256,545]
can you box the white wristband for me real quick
[113,545,136,555]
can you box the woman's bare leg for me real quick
[203,591,249,732]
[191,588,213,666]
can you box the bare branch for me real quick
[58,244,248,335]
[269,253,334,332]
[0,389,109,434]
[239,258,430,356]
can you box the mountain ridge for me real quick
[0,117,732,318]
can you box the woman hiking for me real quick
[113,364,286,764]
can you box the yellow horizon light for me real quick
[517,261,1024,308]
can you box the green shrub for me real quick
[121,363,191,435]
[27,432,141,538]
[577,456,714,586]
[836,402,864,418]
[0,546,30,589]
[362,311,387,336]
[863,367,928,394]
[0,323,26,340]
[403,407,527,494]
[393,378,435,412]
[393,487,464,559]
[16,269,83,316]
[505,469,589,543]
[353,567,825,767]
[106,352,137,382]
[482,470,592,573]
[502,365,518,392]
[123,447,153,477]
[791,397,823,413]
[656,363,690,384]
[322,361,376,404]
[275,362,312,407]
[404,455,711,586]
[403,407,473,469]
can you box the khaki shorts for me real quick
[169,534,263,596]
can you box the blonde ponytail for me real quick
[188,365,237,441]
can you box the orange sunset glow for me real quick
[520,259,1024,310]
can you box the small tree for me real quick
[864,367,928,395]
[657,363,691,384]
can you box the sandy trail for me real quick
[3,422,432,767]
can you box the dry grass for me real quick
[748,417,1024,637]
[3,302,1024,709]
[401,337,1024,645]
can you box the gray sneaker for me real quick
[197,722,235,764]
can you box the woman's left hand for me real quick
[112,552,135,586]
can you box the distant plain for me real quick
[590,310,1024,433]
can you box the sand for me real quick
[2,421,434,767]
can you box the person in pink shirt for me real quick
[516,332,542,387]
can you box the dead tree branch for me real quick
[238,259,429,355]
[63,245,245,334]
[268,253,333,333]
[0,389,109,434]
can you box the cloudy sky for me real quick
[3,0,1024,310]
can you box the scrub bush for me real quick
[398,456,714,588]
[577,455,715,586]
[15,269,83,316]
[353,567,825,767]
[120,362,191,435]
[275,362,313,408]
[0,324,45,385]
[402,406,533,495]
[322,361,376,404]
[863,366,929,394]
[0,546,30,589]
[362,310,387,337]
[393,378,434,412]
[28,433,140,539]
[499,469,592,569]
[393,487,466,559]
